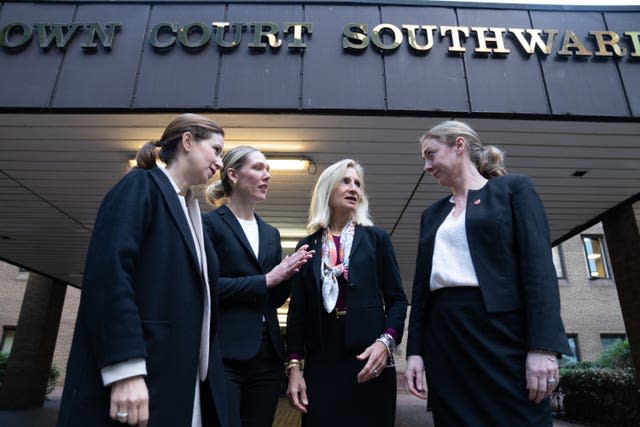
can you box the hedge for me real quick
[556,367,640,426]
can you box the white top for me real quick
[237,216,260,258]
[430,204,480,291]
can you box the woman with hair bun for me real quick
[58,114,228,427]
[203,146,313,427]
[405,120,571,426]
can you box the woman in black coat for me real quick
[286,159,407,427]
[405,120,572,426]
[57,114,228,427]
[203,146,313,427]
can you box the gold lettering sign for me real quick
[371,24,403,52]
[0,22,120,50]
[402,25,437,52]
[509,28,557,55]
[471,27,510,55]
[625,32,640,57]
[558,30,592,56]
[343,23,369,51]
[590,31,625,57]
[440,26,469,53]
[0,20,638,61]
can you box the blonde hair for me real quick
[205,145,259,205]
[307,159,373,234]
[135,114,224,170]
[420,120,506,178]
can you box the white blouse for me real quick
[430,205,480,291]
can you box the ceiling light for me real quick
[278,228,308,238]
[281,239,299,249]
[268,155,316,174]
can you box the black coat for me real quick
[407,174,572,358]
[57,167,227,427]
[287,225,408,356]
[203,205,289,362]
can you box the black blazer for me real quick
[287,225,408,356]
[407,174,572,358]
[57,166,227,427]
[203,204,290,362]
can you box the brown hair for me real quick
[420,120,506,178]
[135,114,225,169]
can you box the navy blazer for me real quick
[406,174,572,358]
[287,225,408,356]
[57,167,227,427]
[203,205,289,362]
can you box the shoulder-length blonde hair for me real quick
[307,159,373,234]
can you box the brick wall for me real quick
[0,263,28,347]
[557,223,626,361]
[0,263,80,384]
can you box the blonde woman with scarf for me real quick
[286,159,407,427]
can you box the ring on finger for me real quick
[116,410,128,421]
[372,367,378,376]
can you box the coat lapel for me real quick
[309,230,324,292]
[349,224,364,257]
[149,167,200,273]
[423,200,454,250]
[256,214,270,269]
[217,205,260,265]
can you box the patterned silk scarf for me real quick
[321,220,355,313]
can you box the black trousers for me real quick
[223,327,282,427]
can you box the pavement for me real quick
[0,387,588,427]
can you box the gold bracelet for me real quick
[286,359,302,371]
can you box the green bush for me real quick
[46,364,60,396]
[559,359,597,370]
[0,351,7,383]
[557,367,640,427]
[0,351,60,397]
[598,339,633,370]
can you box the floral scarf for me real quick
[321,220,355,313]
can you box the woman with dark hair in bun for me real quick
[58,114,228,427]
[405,120,571,426]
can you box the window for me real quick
[0,326,16,354]
[600,334,626,352]
[581,235,610,279]
[559,334,580,367]
[16,267,28,280]
[551,245,565,279]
